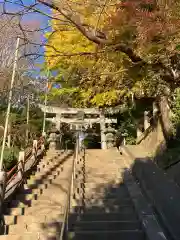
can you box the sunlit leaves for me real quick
[43,0,180,108]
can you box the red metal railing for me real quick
[6,136,45,185]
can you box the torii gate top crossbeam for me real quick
[39,104,100,115]
[46,117,117,124]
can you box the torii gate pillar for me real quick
[55,114,61,130]
[100,112,107,150]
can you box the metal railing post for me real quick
[33,140,38,157]
[60,130,80,240]
[18,151,25,179]
[75,131,79,178]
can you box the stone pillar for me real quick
[42,132,46,138]
[153,101,158,117]
[48,126,59,151]
[55,114,61,131]
[144,111,150,130]
[137,127,143,138]
[100,112,107,150]
[49,132,57,150]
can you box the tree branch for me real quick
[37,0,145,63]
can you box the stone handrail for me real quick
[136,112,160,145]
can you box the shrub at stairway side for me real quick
[0,146,19,171]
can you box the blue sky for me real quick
[4,0,51,25]
[3,0,51,71]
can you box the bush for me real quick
[171,88,180,138]
[0,146,19,171]
[155,146,180,169]
[125,135,136,145]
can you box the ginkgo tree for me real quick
[3,0,180,139]
[40,0,180,139]
[43,0,131,107]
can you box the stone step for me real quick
[71,197,132,207]
[80,182,127,188]
[17,187,44,196]
[45,150,63,156]
[14,193,37,201]
[38,155,63,164]
[7,194,66,208]
[83,179,121,184]
[26,202,63,215]
[69,230,144,240]
[26,169,70,187]
[34,194,67,203]
[83,194,130,201]
[3,207,26,216]
[69,213,138,222]
[26,177,54,186]
[37,154,72,170]
[0,232,61,239]
[24,182,49,190]
[36,163,56,172]
[71,205,136,214]
[36,164,72,176]
[37,159,53,166]
[76,198,132,206]
[71,220,141,231]
[37,159,64,167]
[4,215,17,225]
[80,188,130,197]
[37,164,64,173]
[42,152,64,160]
[4,201,64,217]
[30,170,60,180]
[37,159,66,168]
[7,221,63,235]
[7,199,32,208]
[37,160,55,167]
[4,214,64,226]
[5,182,70,211]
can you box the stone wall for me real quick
[132,158,180,240]
[137,118,166,155]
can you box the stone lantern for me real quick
[48,125,60,150]
[104,123,116,149]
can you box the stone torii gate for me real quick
[39,104,117,149]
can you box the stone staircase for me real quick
[0,149,74,240]
[0,147,167,240]
[68,149,146,240]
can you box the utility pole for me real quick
[42,70,50,136]
[26,95,30,145]
[7,124,11,148]
[0,37,20,170]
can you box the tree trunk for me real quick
[158,96,172,142]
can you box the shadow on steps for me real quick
[1,151,74,236]
[1,149,172,240]
[65,151,148,240]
